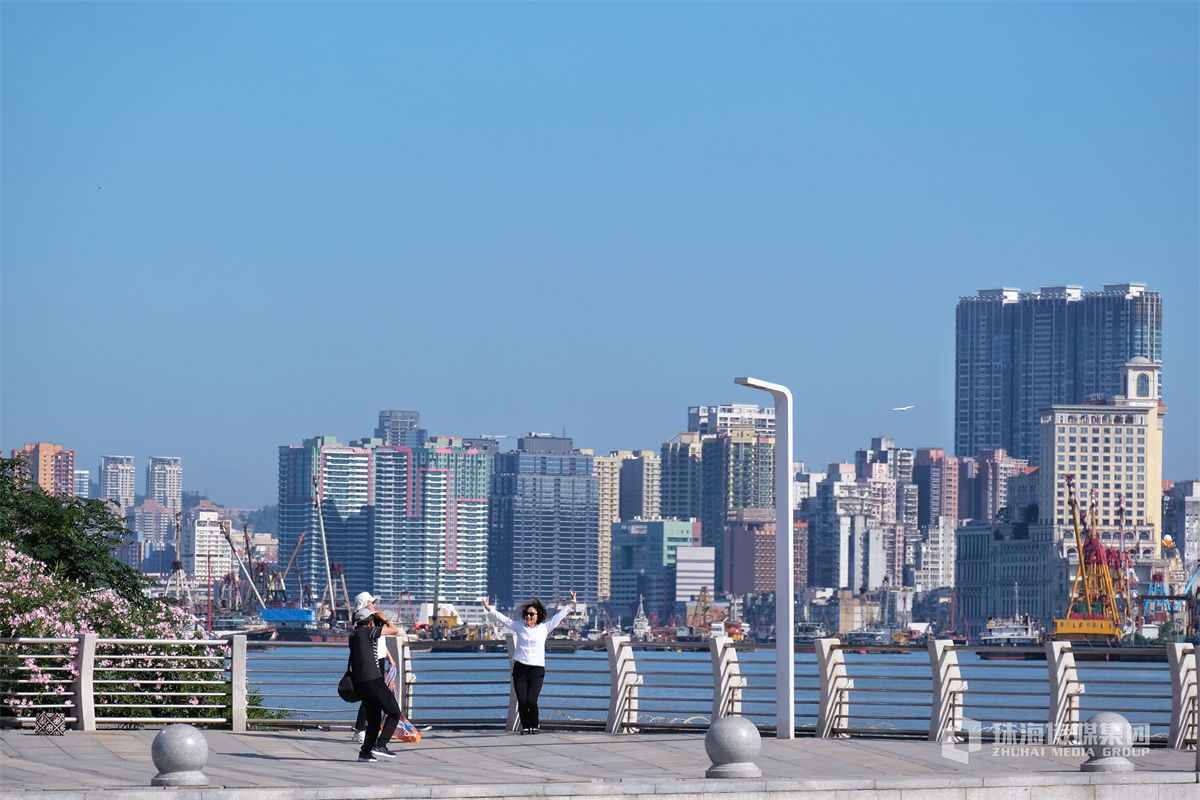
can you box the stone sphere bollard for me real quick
[150,724,210,786]
[1079,711,1134,773]
[704,715,762,779]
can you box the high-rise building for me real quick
[146,457,183,511]
[590,450,625,602]
[99,455,136,508]
[374,410,427,448]
[660,432,703,520]
[912,449,959,526]
[371,437,491,604]
[185,508,234,581]
[973,449,1029,522]
[1037,358,1166,551]
[955,284,1162,466]
[723,508,776,596]
[277,437,374,602]
[688,404,774,436]
[74,470,90,499]
[488,435,600,608]
[11,443,76,496]
[619,451,661,521]
[699,427,774,593]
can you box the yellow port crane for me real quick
[1053,473,1133,642]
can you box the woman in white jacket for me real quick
[482,591,576,734]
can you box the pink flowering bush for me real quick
[0,546,229,724]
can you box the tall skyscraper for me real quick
[146,457,183,511]
[375,410,427,448]
[619,451,661,521]
[11,443,76,496]
[660,432,703,521]
[99,455,136,508]
[955,284,1162,466]
[277,437,374,602]
[590,450,625,602]
[371,437,491,604]
[488,435,599,607]
[699,427,774,593]
[74,470,90,499]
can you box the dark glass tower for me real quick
[955,284,1162,466]
[487,436,599,608]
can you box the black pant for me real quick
[354,659,389,732]
[512,661,545,731]
[353,677,400,756]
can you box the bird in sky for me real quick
[891,405,916,412]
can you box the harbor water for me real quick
[245,646,1176,740]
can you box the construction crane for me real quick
[268,532,306,603]
[1053,474,1133,642]
[220,520,268,611]
[316,563,351,623]
[163,511,194,609]
[312,475,337,623]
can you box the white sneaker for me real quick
[352,729,365,744]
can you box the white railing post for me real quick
[1046,641,1085,745]
[709,636,745,720]
[389,634,415,720]
[72,633,97,731]
[816,638,852,738]
[230,635,247,732]
[1166,643,1196,750]
[927,639,968,742]
[605,635,641,734]
[504,633,519,732]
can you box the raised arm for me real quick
[487,606,518,631]
[547,591,577,631]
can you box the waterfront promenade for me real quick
[1,728,1196,800]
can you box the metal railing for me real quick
[1,634,1194,752]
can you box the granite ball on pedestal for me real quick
[704,715,762,778]
[1079,711,1135,773]
[150,724,210,786]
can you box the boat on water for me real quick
[978,615,1044,660]
[794,621,828,646]
[845,628,891,648]
[206,612,277,641]
[978,582,1045,660]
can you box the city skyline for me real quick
[3,3,1197,509]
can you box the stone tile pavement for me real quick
[0,728,1195,800]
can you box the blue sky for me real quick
[3,2,1197,510]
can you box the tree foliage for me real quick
[0,457,153,609]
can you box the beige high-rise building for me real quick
[588,450,627,602]
[100,455,136,508]
[146,457,183,511]
[1038,358,1166,554]
[11,442,76,496]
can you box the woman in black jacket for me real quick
[348,608,401,762]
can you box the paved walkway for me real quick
[0,728,1196,799]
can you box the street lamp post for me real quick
[734,376,794,739]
